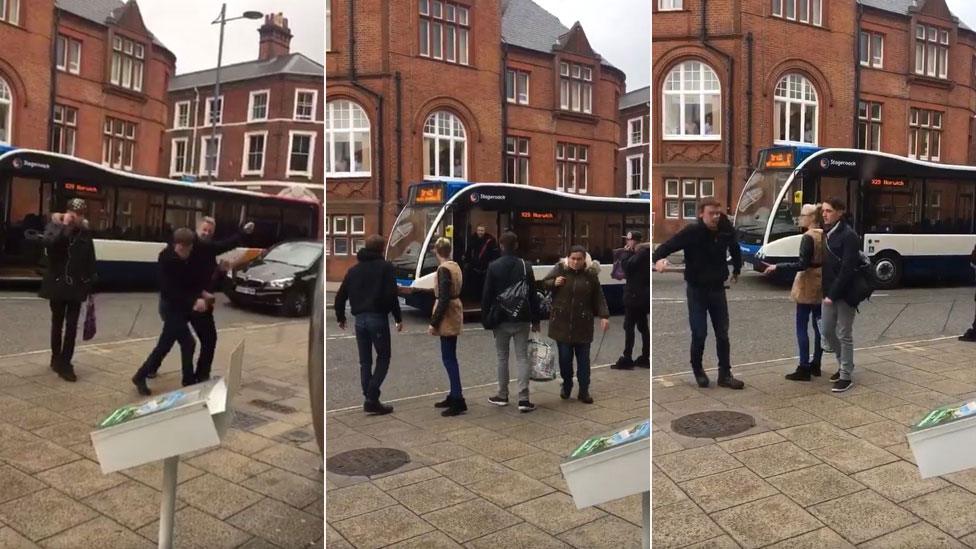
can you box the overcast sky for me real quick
[946,0,976,29]
[137,0,325,74]
[533,0,650,92]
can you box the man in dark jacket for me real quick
[821,198,861,392]
[961,244,976,343]
[334,234,402,415]
[481,232,541,412]
[613,231,650,370]
[132,228,210,396]
[463,225,499,300]
[41,199,97,382]
[653,198,744,389]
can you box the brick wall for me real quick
[0,1,55,150]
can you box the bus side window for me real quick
[214,200,245,240]
[165,194,212,236]
[115,187,164,241]
[281,205,315,239]
[246,204,283,248]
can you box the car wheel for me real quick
[282,289,310,317]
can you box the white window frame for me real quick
[326,100,372,178]
[773,73,819,146]
[325,2,332,52]
[663,61,722,140]
[56,36,82,74]
[665,178,680,198]
[170,137,189,177]
[0,0,20,25]
[294,89,318,121]
[241,131,268,177]
[333,238,349,256]
[204,95,224,126]
[198,134,223,177]
[351,215,365,234]
[626,154,644,194]
[0,77,10,145]
[700,179,715,197]
[287,130,317,178]
[665,200,680,219]
[173,100,191,129]
[423,111,467,181]
[248,90,270,122]
[333,215,348,235]
[627,117,644,146]
[658,0,682,11]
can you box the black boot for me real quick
[54,361,77,382]
[560,384,572,399]
[635,355,650,368]
[132,374,151,396]
[577,390,594,404]
[693,370,710,388]
[441,397,467,417]
[364,400,394,415]
[717,374,745,390]
[785,366,812,381]
[960,328,976,342]
[434,396,451,408]
[810,362,822,377]
[611,356,634,370]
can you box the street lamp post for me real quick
[206,4,263,185]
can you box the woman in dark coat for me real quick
[543,245,610,404]
[40,199,97,382]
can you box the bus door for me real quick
[0,175,50,277]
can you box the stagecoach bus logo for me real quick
[470,192,505,203]
[819,157,857,169]
[12,158,22,169]
[12,158,51,170]
[819,158,830,169]
[470,192,479,203]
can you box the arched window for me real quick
[423,111,466,180]
[325,100,371,177]
[662,61,721,139]
[0,78,11,145]
[774,74,818,145]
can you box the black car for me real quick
[226,239,322,316]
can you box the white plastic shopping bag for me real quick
[529,337,557,382]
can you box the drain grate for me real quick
[326,448,411,477]
[231,410,269,431]
[250,399,298,414]
[671,411,755,439]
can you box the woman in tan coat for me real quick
[763,204,825,381]
[428,237,466,416]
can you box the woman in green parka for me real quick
[543,245,609,404]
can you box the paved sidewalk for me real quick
[653,337,976,548]
[0,322,323,548]
[326,366,649,548]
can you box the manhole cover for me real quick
[671,411,755,438]
[326,448,411,477]
[231,411,269,431]
[250,399,298,414]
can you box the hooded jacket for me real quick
[334,248,402,324]
[543,255,610,344]
[39,220,97,302]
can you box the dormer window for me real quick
[914,24,949,79]
[111,36,145,92]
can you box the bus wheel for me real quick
[871,253,902,289]
[282,290,311,317]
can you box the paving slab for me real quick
[711,494,823,549]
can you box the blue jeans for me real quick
[796,303,823,369]
[354,313,391,402]
[687,286,731,376]
[440,336,463,399]
[557,342,591,393]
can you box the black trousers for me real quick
[136,302,196,385]
[687,286,732,376]
[623,303,649,360]
[189,311,217,381]
[50,299,82,365]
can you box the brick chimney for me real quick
[258,13,292,61]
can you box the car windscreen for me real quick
[263,241,322,268]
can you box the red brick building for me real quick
[163,14,324,201]
[326,0,627,280]
[0,0,175,174]
[651,0,976,241]
[618,85,650,197]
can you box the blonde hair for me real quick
[800,203,823,227]
[434,237,452,258]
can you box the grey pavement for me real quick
[326,366,650,548]
[653,336,976,548]
[326,295,632,410]
[652,272,976,377]
[0,321,323,548]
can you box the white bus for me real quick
[0,147,321,285]
[734,146,976,288]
